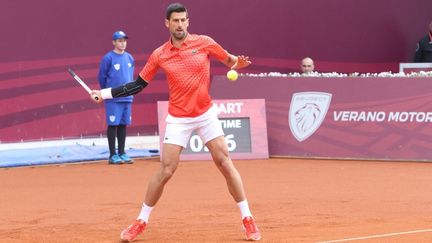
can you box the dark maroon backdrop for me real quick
[1,0,431,142]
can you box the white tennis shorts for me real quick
[163,104,224,148]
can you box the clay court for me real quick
[1,158,432,242]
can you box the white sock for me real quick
[137,203,154,223]
[237,200,252,219]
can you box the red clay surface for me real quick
[1,158,432,242]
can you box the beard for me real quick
[172,30,187,40]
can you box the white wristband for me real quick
[101,88,113,99]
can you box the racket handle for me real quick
[91,94,101,102]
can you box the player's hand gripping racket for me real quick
[67,68,101,102]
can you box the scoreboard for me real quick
[157,99,269,160]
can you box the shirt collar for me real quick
[168,33,190,50]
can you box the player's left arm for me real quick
[204,35,251,70]
[222,54,251,70]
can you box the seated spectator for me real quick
[414,21,432,62]
[301,57,315,75]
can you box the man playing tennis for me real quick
[91,3,261,241]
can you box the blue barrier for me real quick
[0,144,159,168]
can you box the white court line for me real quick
[316,228,432,243]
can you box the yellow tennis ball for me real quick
[227,70,238,81]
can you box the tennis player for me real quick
[92,3,261,241]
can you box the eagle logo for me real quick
[289,92,332,142]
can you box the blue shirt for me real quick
[98,51,134,103]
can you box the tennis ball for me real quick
[227,70,238,81]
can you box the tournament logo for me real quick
[114,64,120,70]
[289,92,332,142]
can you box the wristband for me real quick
[101,88,113,99]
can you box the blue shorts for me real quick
[105,102,132,126]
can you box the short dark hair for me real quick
[166,3,187,20]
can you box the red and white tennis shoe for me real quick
[120,219,146,242]
[120,217,260,241]
[242,216,261,241]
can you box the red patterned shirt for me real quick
[139,34,229,117]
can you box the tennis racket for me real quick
[67,68,100,101]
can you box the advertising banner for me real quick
[211,76,432,161]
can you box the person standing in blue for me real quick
[98,31,135,164]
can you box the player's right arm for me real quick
[91,50,159,102]
[93,75,149,100]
